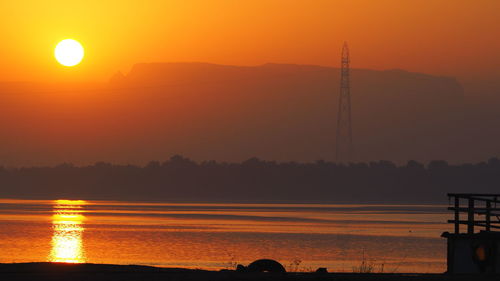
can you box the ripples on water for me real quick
[0,199,451,272]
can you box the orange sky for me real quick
[0,0,499,82]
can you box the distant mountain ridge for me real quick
[107,62,465,163]
[0,62,495,166]
[115,62,461,90]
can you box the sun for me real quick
[55,39,84,67]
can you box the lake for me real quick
[0,199,450,273]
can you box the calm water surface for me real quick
[0,199,451,272]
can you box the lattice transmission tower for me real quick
[335,42,353,162]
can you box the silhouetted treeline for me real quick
[1,155,500,203]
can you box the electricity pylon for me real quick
[335,42,353,162]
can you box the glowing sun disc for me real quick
[55,39,84,67]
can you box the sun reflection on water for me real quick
[48,199,86,263]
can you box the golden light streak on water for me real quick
[48,200,87,263]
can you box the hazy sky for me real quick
[0,0,498,82]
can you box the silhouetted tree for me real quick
[1,156,499,203]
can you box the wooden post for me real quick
[454,196,459,234]
[486,201,491,232]
[467,198,474,234]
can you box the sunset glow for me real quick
[0,0,499,277]
[0,1,498,81]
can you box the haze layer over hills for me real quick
[0,62,496,166]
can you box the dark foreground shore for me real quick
[0,262,497,281]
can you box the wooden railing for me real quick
[447,193,500,234]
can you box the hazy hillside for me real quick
[0,62,492,166]
[115,63,466,163]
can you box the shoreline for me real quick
[0,262,495,281]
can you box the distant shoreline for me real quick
[2,157,499,204]
[0,197,450,205]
